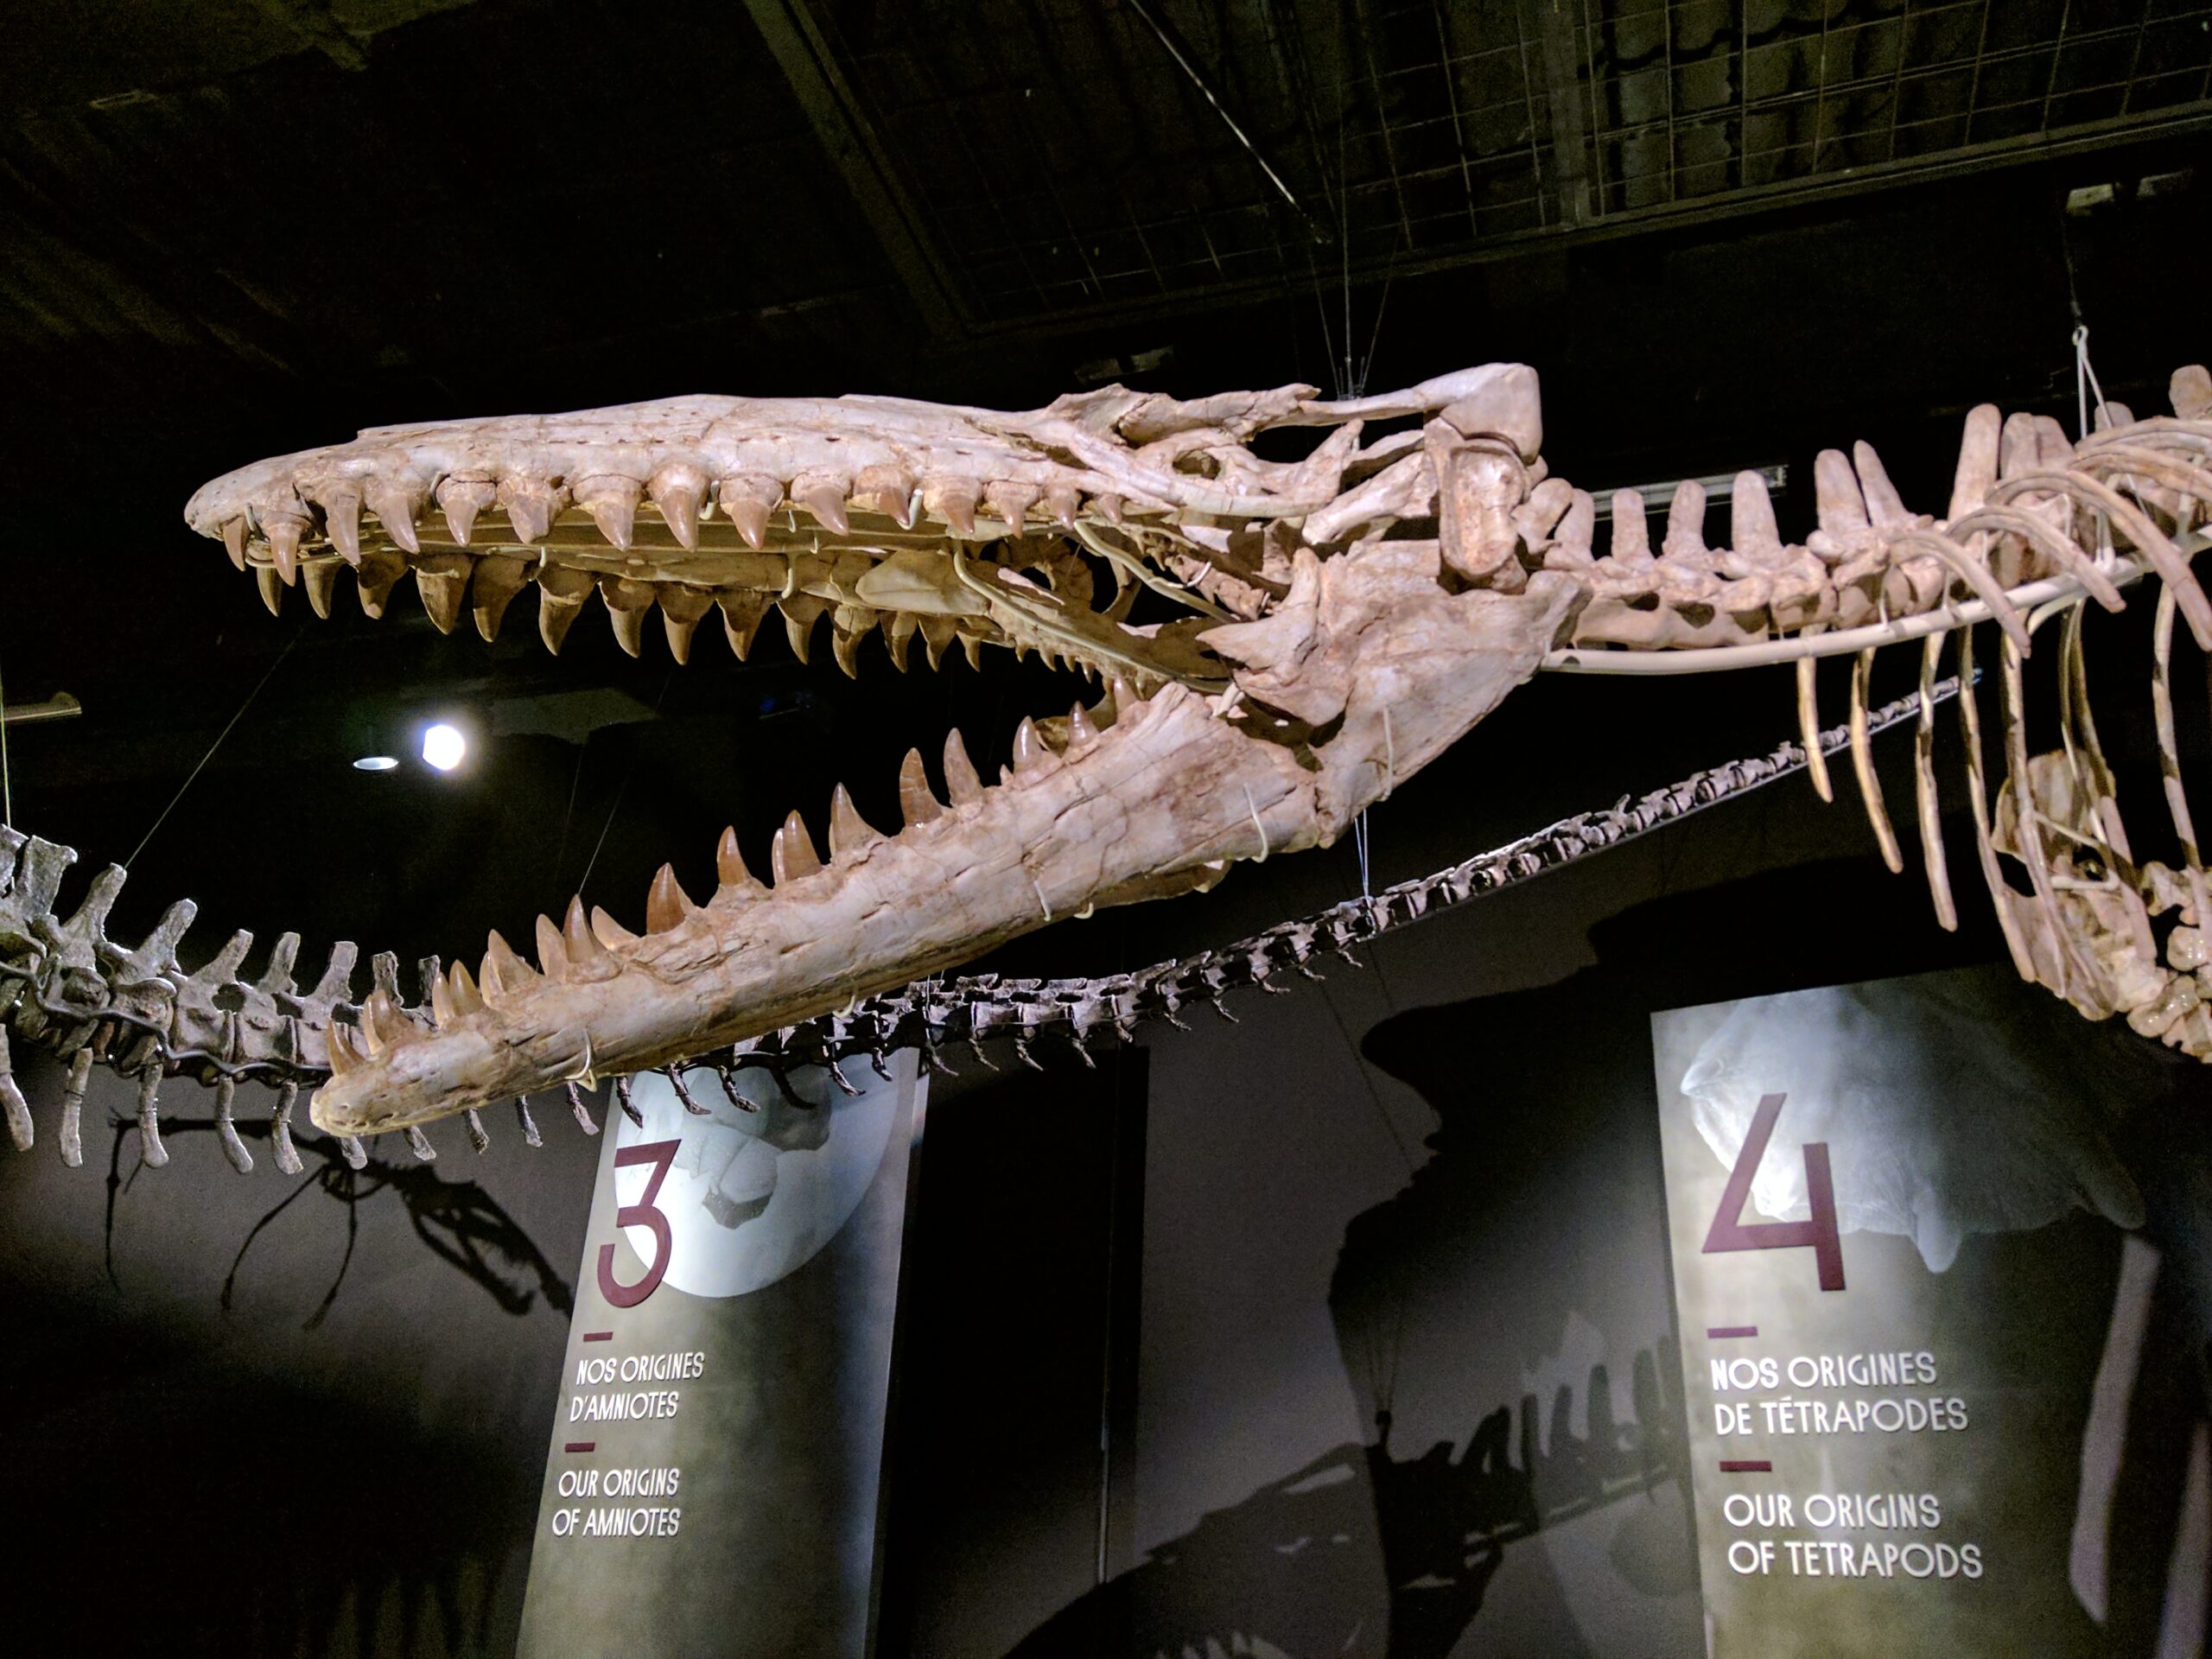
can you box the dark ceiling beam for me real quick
[740,0,967,341]
[1520,0,1594,228]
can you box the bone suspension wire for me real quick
[127,622,302,870]
[0,633,11,828]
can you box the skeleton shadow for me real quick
[102,1114,573,1325]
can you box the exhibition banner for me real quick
[517,1052,924,1657]
[1653,964,2207,1656]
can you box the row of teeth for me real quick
[321,680,1149,1077]
[1522,393,2212,651]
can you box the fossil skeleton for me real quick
[1,359,2209,1173]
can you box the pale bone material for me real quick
[1,361,2209,1167]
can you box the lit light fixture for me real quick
[421,723,467,772]
[353,754,400,773]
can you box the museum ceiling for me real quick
[1,0,2209,983]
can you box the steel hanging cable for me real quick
[126,623,305,871]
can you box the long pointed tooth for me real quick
[498,476,561,543]
[534,912,570,981]
[363,480,423,555]
[576,474,641,550]
[326,1020,360,1076]
[321,491,363,565]
[430,971,456,1027]
[448,960,484,1016]
[1608,491,1649,561]
[564,896,613,968]
[899,748,944,826]
[355,549,406,619]
[772,810,823,883]
[1066,701,1099,745]
[986,480,1040,532]
[919,614,957,669]
[1814,448,1870,534]
[649,464,708,550]
[1012,716,1048,772]
[265,513,306,583]
[719,591,768,660]
[416,553,474,634]
[601,576,654,658]
[1044,482,1081,527]
[882,610,917,671]
[438,477,495,546]
[471,555,533,641]
[961,631,987,670]
[302,559,341,619]
[220,517,249,570]
[715,826,762,894]
[925,476,981,537]
[831,621,865,678]
[482,929,540,998]
[363,988,412,1052]
[782,594,830,664]
[793,475,851,535]
[829,785,882,859]
[588,906,639,950]
[645,864,698,933]
[854,464,918,525]
[659,585,715,664]
[718,476,779,549]
[257,563,285,615]
[944,728,983,804]
[537,566,597,655]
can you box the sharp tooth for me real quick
[565,897,614,967]
[257,564,285,615]
[881,610,917,671]
[220,517,249,569]
[829,785,882,858]
[356,549,408,620]
[448,960,484,1015]
[1608,490,1649,561]
[1814,448,1870,534]
[430,971,456,1026]
[499,476,563,543]
[1067,701,1099,745]
[321,490,363,565]
[781,594,830,664]
[718,476,779,549]
[1044,482,1080,527]
[589,906,639,949]
[325,1021,359,1075]
[962,631,987,670]
[854,464,918,526]
[944,728,983,804]
[772,810,823,883]
[986,481,1040,533]
[482,929,540,999]
[416,553,474,634]
[363,988,412,1052]
[719,590,768,659]
[1012,716,1048,772]
[649,464,708,550]
[537,565,597,654]
[1093,493,1124,524]
[600,576,655,658]
[576,474,642,550]
[925,476,981,537]
[793,474,852,535]
[832,620,866,678]
[899,748,944,826]
[364,480,423,555]
[658,584,715,664]
[302,559,342,619]
[439,477,496,546]
[715,825,763,893]
[919,615,957,670]
[645,863,699,933]
[534,912,570,981]
[471,555,533,641]
[265,512,306,582]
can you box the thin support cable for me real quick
[0,636,12,828]
[126,624,303,870]
[575,667,677,898]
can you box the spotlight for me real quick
[422,723,467,772]
[353,755,400,773]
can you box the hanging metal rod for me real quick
[1,692,79,727]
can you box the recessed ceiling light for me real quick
[422,723,467,772]
[353,754,400,772]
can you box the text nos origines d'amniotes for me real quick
[1711,1350,1967,1436]
[569,1350,706,1424]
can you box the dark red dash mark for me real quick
[564,1441,595,1454]
[582,1332,614,1343]
[1719,1459,1773,1472]
[1707,1325,1759,1338]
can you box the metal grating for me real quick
[829,0,2212,330]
